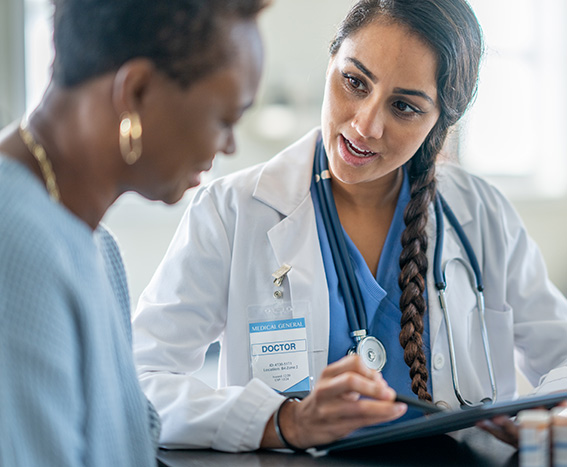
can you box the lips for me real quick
[342,135,377,158]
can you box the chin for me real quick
[161,189,187,205]
[135,186,184,205]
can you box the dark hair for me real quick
[330,0,483,400]
[51,0,268,88]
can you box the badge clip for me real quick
[272,264,292,287]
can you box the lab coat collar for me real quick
[253,128,320,215]
[436,162,474,229]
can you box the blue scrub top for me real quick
[311,167,432,421]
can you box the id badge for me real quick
[248,302,311,395]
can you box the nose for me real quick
[222,130,236,155]
[351,100,384,140]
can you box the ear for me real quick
[111,58,156,117]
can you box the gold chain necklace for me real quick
[18,119,61,202]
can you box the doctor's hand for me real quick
[476,416,519,448]
[260,355,407,450]
[477,399,567,448]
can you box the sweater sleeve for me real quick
[0,220,84,466]
[95,225,162,450]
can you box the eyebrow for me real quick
[346,57,435,106]
[393,88,435,106]
[347,57,377,83]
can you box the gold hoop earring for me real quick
[119,111,143,165]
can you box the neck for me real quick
[20,85,122,230]
[331,167,404,213]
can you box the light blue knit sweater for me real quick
[0,156,159,466]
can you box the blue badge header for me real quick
[249,318,305,333]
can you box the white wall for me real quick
[0,0,25,127]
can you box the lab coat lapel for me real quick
[266,197,330,356]
[253,129,330,379]
[253,129,319,216]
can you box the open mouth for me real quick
[343,135,377,158]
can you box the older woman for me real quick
[0,0,266,465]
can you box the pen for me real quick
[395,394,445,414]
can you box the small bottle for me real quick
[517,409,551,467]
[551,407,567,467]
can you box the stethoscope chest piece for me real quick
[348,336,387,372]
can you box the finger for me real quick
[313,398,408,429]
[341,391,361,402]
[477,418,518,448]
[310,414,404,441]
[316,370,395,402]
[495,415,519,439]
[321,355,375,379]
[287,394,407,448]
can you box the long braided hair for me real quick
[329,0,483,400]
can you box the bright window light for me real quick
[462,0,567,198]
[24,0,53,112]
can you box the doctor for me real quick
[133,0,567,452]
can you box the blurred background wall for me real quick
[2,0,567,330]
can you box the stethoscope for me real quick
[433,194,497,407]
[314,139,497,406]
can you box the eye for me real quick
[392,101,425,118]
[393,101,417,113]
[220,116,239,130]
[341,72,367,93]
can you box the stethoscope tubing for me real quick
[434,194,484,291]
[314,140,497,405]
[314,141,367,333]
[434,194,497,406]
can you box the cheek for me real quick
[326,79,348,114]
[396,117,439,154]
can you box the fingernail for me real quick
[395,403,407,414]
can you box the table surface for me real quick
[156,427,518,467]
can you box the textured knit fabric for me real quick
[0,156,158,466]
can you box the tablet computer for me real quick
[313,392,567,455]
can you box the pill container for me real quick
[518,409,551,467]
[551,407,567,467]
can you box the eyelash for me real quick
[221,117,237,130]
[342,72,366,94]
[393,101,423,117]
[341,72,424,118]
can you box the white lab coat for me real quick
[133,128,567,452]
